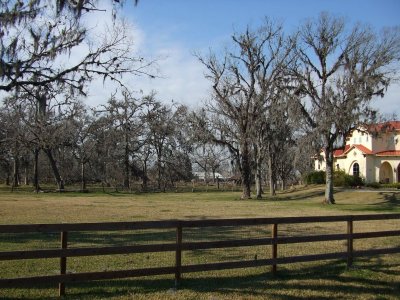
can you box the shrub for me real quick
[380,183,400,189]
[351,175,365,187]
[305,171,325,184]
[366,182,381,189]
[334,170,364,187]
[333,170,347,187]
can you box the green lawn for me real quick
[0,185,399,299]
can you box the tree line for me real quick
[1,1,399,202]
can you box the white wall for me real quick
[314,127,400,183]
[349,129,372,149]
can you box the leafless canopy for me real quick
[293,12,400,203]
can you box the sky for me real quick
[84,0,400,117]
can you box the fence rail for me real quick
[0,213,399,297]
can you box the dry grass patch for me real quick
[1,186,399,224]
[0,185,399,299]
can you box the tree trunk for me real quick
[240,142,252,199]
[142,160,148,192]
[44,148,64,191]
[157,157,162,190]
[5,168,10,185]
[281,179,286,191]
[123,139,130,189]
[24,165,29,185]
[33,149,40,192]
[268,154,276,197]
[324,149,335,204]
[81,161,86,192]
[12,155,20,189]
[255,159,263,199]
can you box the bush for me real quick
[366,182,381,189]
[334,170,364,187]
[305,170,367,187]
[333,170,347,187]
[380,183,400,189]
[305,171,325,184]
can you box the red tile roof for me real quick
[367,121,400,133]
[375,150,400,156]
[333,144,374,157]
[333,145,350,157]
[351,144,374,155]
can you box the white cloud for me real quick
[371,82,400,118]
[84,20,210,109]
[134,45,210,108]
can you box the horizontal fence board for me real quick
[352,230,400,239]
[0,252,350,288]
[353,247,400,257]
[0,243,177,261]
[3,248,399,288]
[0,220,180,233]
[351,214,400,221]
[5,230,398,261]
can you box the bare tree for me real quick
[70,104,98,191]
[146,101,176,190]
[1,9,154,94]
[0,99,24,189]
[1,2,155,190]
[197,20,295,199]
[99,89,152,189]
[192,144,229,183]
[11,87,82,191]
[261,96,296,196]
[293,13,400,204]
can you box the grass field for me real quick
[0,185,399,299]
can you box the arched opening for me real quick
[397,164,400,183]
[353,163,360,178]
[379,162,393,184]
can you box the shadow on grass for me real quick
[273,188,326,202]
[372,192,400,211]
[339,192,400,213]
[2,258,398,299]
[80,260,399,299]
[237,186,326,202]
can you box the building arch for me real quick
[348,161,359,176]
[397,163,400,183]
[352,163,360,177]
[379,161,393,184]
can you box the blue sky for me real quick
[87,0,400,116]
[128,0,400,42]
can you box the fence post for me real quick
[347,217,353,268]
[175,223,183,288]
[272,223,278,275]
[59,231,68,297]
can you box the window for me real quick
[336,164,340,170]
[366,135,369,142]
[353,163,360,177]
[359,137,362,143]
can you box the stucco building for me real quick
[315,121,400,183]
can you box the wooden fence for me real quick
[0,213,399,297]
